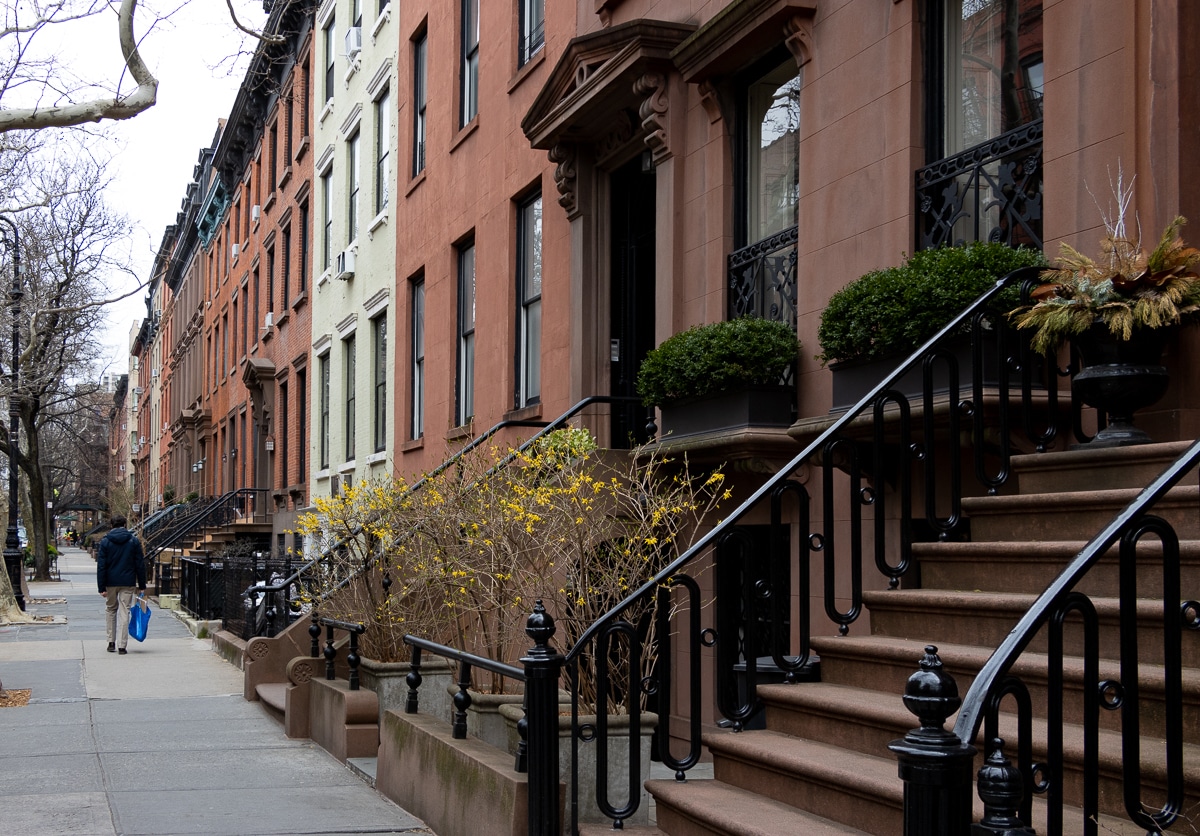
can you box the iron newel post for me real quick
[522,599,563,836]
[889,646,976,835]
[0,215,22,611]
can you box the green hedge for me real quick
[636,317,799,407]
[817,243,1046,365]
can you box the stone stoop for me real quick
[641,440,1199,835]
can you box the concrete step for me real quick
[701,729,901,835]
[806,635,1200,737]
[646,777,869,835]
[963,484,1200,541]
[709,702,1198,827]
[1012,440,1197,494]
[861,589,1200,669]
[912,539,1200,597]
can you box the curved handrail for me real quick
[953,437,1200,744]
[565,266,1044,662]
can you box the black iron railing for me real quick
[144,488,265,562]
[887,441,1200,834]
[312,613,366,690]
[223,551,302,639]
[728,224,798,330]
[179,555,224,620]
[917,120,1043,251]
[386,266,1100,834]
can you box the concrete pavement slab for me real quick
[1,791,117,836]
[109,784,427,835]
[0,638,85,660]
[0,658,87,701]
[93,714,306,754]
[0,716,98,755]
[0,752,105,794]
[99,745,364,792]
[89,694,263,724]
[0,699,91,727]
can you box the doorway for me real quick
[608,155,656,447]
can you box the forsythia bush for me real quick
[294,427,729,707]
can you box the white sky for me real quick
[55,1,267,374]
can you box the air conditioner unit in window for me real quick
[264,311,275,329]
[151,368,159,378]
[231,242,240,260]
[335,249,356,280]
[139,436,146,444]
[133,387,143,395]
[251,204,261,222]
[345,26,363,58]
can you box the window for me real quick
[344,335,356,460]
[461,0,479,126]
[352,0,361,27]
[301,59,312,137]
[281,226,292,309]
[324,17,337,104]
[519,0,544,67]
[284,94,294,160]
[372,314,387,452]
[411,279,425,439]
[456,241,475,426]
[517,194,542,406]
[299,203,310,292]
[279,381,289,487]
[266,245,276,314]
[322,170,334,270]
[318,354,330,469]
[253,268,260,332]
[936,0,1044,158]
[741,56,800,247]
[348,131,361,241]
[413,34,427,176]
[297,368,308,481]
[375,89,391,214]
[269,122,278,188]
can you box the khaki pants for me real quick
[105,587,136,649]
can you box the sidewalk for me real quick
[0,547,431,836]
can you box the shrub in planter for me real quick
[635,317,799,407]
[817,242,1047,366]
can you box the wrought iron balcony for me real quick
[917,119,1043,251]
[727,224,798,330]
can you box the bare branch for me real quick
[0,0,158,133]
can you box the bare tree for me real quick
[0,148,123,584]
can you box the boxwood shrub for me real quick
[636,317,799,407]
[817,243,1046,365]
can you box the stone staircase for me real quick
[626,441,1200,835]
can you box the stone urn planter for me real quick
[360,656,455,726]
[1071,325,1171,448]
[499,704,657,827]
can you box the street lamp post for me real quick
[0,215,23,611]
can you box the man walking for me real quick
[96,515,146,655]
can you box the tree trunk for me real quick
[0,563,33,623]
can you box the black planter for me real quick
[658,385,795,438]
[1071,326,1171,448]
[828,337,1005,413]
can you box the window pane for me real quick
[412,281,425,439]
[413,36,427,176]
[747,60,800,244]
[376,90,390,214]
[349,132,360,241]
[457,245,475,425]
[518,195,542,406]
[373,315,387,452]
[345,335,356,460]
[945,0,1044,154]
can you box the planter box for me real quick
[360,656,454,727]
[499,705,657,827]
[659,385,795,438]
[829,337,1008,413]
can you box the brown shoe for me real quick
[107,643,116,652]
[118,648,127,655]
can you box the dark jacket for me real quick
[96,528,146,593]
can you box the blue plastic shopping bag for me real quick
[129,596,151,642]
